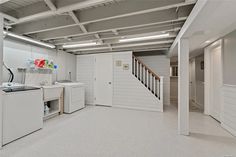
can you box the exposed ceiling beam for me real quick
[86,6,192,32]
[58,33,177,47]
[8,0,115,25]
[94,33,103,43]
[11,15,76,34]
[69,40,174,52]
[29,15,187,40]
[69,46,110,52]
[11,2,193,35]
[112,47,169,53]
[0,12,18,23]
[44,0,57,11]
[51,22,183,45]
[74,44,171,53]
[73,45,170,54]
[28,26,83,40]
[112,29,119,35]
[111,40,174,48]
[78,0,196,24]
[68,11,88,33]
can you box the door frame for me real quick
[94,53,113,106]
[204,40,223,121]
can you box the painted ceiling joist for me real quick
[10,1,193,35]
[29,16,187,41]
[53,27,181,46]
[68,11,88,33]
[44,0,57,11]
[0,0,196,54]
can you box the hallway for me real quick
[0,105,235,157]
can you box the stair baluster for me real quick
[132,55,162,100]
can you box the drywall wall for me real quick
[138,55,170,105]
[223,30,236,85]
[195,54,204,108]
[204,35,236,136]
[3,39,76,83]
[221,30,236,136]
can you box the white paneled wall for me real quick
[76,55,95,105]
[138,55,170,105]
[76,52,163,111]
[113,52,163,111]
[3,39,76,83]
[221,85,236,136]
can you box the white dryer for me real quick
[56,81,85,113]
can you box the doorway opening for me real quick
[204,40,223,122]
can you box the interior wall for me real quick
[113,52,163,111]
[170,60,178,103]
[169,54,204,108]
[195,54,204,109]
[221,31,236,136]
[76,55,95,105]
[223,30,236,85]
[3,39,76,83]
[137,55,170,106]
[76,52,163,111]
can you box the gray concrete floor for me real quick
[0,105,236,157]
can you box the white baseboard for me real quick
[221,123,236,137]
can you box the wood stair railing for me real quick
[132,55,163,100]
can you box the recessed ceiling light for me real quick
[119,33,170,43]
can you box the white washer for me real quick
[56,82,85,113]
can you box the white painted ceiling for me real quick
[0,0,196,55]
[169,0,236,57]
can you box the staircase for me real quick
[132,55,163,102]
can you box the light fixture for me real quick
[3,31,55,49]
[205,40,211,44]
[62,42,99,49]
[119,33,170,43]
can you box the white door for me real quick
[210,46,222,121]
[94,54,113,106]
